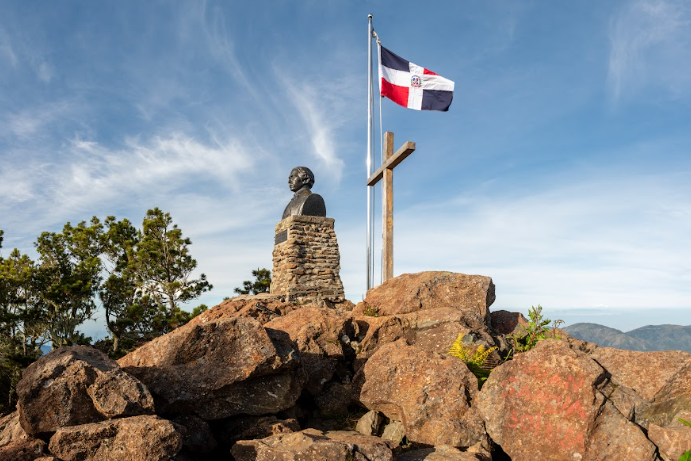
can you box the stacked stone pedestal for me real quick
[271,215,345,303]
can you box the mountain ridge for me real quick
[564,322,691,353]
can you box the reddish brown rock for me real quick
[0,411,27,447]
[355,339,485,448]
[648,422,691,461]
[16,346,154,436]
[640,360,691,427]
[190,294,302,325]
[352,307,504,372]
[476,340,657,461]
[231,428,393,461]
[118,315,304,419]
[355,272,495,318]
[0,438,45,461]
[590,348,691,402]
[490,310,529,335]
[48,415,181,461]
[264,306,350,395]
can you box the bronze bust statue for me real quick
[282,166,326,219]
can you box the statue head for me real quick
[288,166,315,192]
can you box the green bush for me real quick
[508,305,563,354]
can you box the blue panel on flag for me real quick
[380,46,410,72]
[421,89,453,112]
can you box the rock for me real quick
[640,360,691,427]
[16,346,154,436]
[490,310,529,335]
[191,294,301,325]
[355,339,486,448]
[313,382,353,417]
[353,307,505,372]
[0,439,45,461]
[231,428,393,461]
[172,415,217,455]
[395,445,487,461]
[118,315,304,419]
[0,438,46,461]
[647,423,691,461]
[356,410,384,436]
[590,348,691,401]
[264,306,350,395]
[48,415,181,461]
[0,411,27,446]
[381,420,406,444]
[355,272,495,318]
[476,340,657,461]
[212,415,300,454]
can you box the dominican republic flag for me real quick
[379,45,454,111]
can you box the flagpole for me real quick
[366,14,374,291]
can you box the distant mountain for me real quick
[564,323,691,353]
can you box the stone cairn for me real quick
[270,215,345,303]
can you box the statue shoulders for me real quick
[301,192,326,217]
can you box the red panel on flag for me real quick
[381,79,409,108]
[423,68,437,76]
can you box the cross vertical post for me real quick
[367,131,416,284]
[382,132,394,281]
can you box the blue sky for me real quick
[1,0,690,338]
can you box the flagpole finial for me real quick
[368,14,373,19]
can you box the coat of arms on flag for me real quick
[378,45,455,111]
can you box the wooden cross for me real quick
[367,132,416,282]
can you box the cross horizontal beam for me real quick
[366,141,416,186]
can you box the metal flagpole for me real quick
[366,14,374,291]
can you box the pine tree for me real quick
[134,208,212,335]
[234,268,272,295]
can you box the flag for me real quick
[378,44,454,111]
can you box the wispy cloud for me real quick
[0,27,17,67]
[392,171,691,309]
[1,101,74,139]
[0,130,259,235]
[608,0,691,102]
[277,75,347,180]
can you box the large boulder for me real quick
[354,339,486,448]
[589,348,691,402]
[355,272,495,318]
[352,307,505,374]
[16,346,154,437]
[190,294,302,326]
[231,428,393,461]
[476,340,657,461]
[639,360,691,427]
[350,272,503,373]
[264,306,351,396]
[118,315,304,419]
[48,415,181,461]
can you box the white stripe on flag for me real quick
[421,74,455,92]
[408,63,424,110]
[380,65,410,87]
